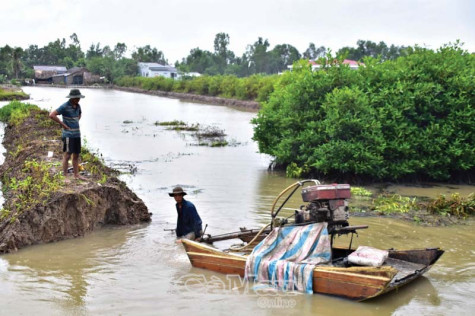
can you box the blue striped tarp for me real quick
[245,222,331,293]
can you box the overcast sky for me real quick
[1,0,473,63]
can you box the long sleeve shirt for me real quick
[176,199,202,238]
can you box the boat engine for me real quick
[295,184,351,227]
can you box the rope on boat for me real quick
[228,223,271,251]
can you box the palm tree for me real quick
[11,47,23,79]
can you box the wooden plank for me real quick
[187,252,247,263]
[191,259,246,277]
[187,252,246,276]
[388,248,444,265]
[313,270,393,287]
[313,277,386,300]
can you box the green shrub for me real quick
[116,73,278,103]
[252,44,475,181]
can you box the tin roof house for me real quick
[138,62,178,79]
[51,67,102,85]
[33,65,67,83]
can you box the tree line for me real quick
[0,32,409,82]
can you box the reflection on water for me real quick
[0,87,474,315]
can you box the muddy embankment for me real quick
[112,85,261,110]
[0,106,151,253]
[0,84,29,101]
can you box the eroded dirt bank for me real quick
[0,106,151,253]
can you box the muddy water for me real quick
[0,87,473,315]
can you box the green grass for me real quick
[0,101,38,124]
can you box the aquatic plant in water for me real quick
[372,194,417,214]
[154,120,186,126]
[351,187,373,197]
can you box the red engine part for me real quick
[301,184,351,202]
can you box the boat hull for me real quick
[181,239,443,301]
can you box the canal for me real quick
[0,86,473,315]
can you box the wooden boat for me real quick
[182,180,444,301]
[181,239,444,301]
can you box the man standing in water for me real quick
[49,89,84,180]
[169,186,202,241]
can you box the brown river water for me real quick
[0,87,473,315]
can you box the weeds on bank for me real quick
[80,145,108,177]
[370,192,474,219]
[10,144,24,158]
[1,159,64,223]
[425,193,475,219]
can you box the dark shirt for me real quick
[176,199,202,238]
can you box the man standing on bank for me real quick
[49,89,84,180]
[169,186,203,241]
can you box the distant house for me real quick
[138,62,178,79]
[51,67,102,85]
[33,65,67,83]
[311,59,363,70]
[287,59,364,71]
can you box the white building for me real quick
[287,59,364,72]
[138,62,178,79]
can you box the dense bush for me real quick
[252,44,475,181]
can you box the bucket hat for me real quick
[66,89,85,99]
[169,186,187,197]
